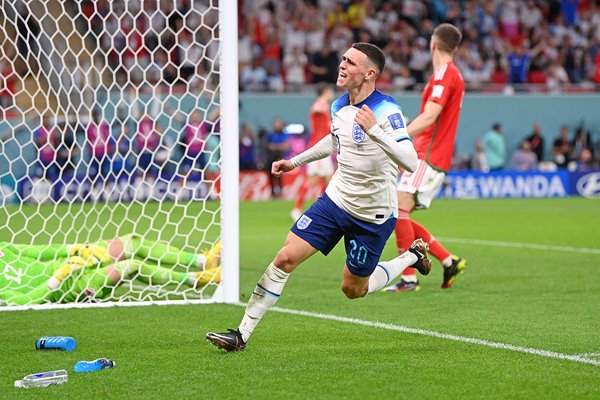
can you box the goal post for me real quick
[0,0,239,309]
[218,1,240,304]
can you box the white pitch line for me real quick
[263,305,600,367]
[438,237,600,255]
[577,353,600,358]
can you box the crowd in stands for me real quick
[239,117,598,176]
[446,120,598,172]
[238,0,600,93]
[80,0,220,90]
[31,105,221,187]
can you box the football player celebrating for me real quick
[207,42,431,352]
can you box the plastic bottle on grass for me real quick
[14,370,68,388]
[74,358,116,373]
[35,336,76,351]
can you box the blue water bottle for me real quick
[35,336,76,351]
[74,358,116,373]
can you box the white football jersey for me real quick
[326,90,411,224]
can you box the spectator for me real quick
[571,126,593,161]
[86,109,113,182]
[546,60,570,93]
[470,140,489,172]
[33,115,58,180]
[239,123,257,171]
[308,42,339,84]
[0,56,15,110]
[520,0,544,30]
[506,42,543,85]
[326,4,348,29]
[347,0,368,40]
[54,123,79,180]
[463,58,493,90]
[561,36,585,84]
[262,30,283,79]
[552,125,572,168]
[408,37,431,84]
[238,25,254,75]
[178,109,207,182]
[591,54,600,85]
[154,122,176,178]
[510,140,538,171]
[525,123,545,161]
[176,28,202,82]
[240,59,268,91]
[393,65,416,91]
[135,112,160,180]
[574,148,598,171]
[482,123,507,171]
[203,107,221,198]
[110,123,133,180]
[266,118,289,198]
[283,46,308,91]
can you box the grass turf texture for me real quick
[1,198,599,399]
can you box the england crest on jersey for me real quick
[296,215,312,230]
[352,123,365,143]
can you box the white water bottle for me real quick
[14,369,68,388]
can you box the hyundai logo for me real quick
[576,172,600,198]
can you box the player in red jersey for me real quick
[387,23,467,292]
[290,83,335,221]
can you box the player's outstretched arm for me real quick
[271,159,295,177]
[287,134,337,171]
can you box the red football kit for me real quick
[308,99,332,147]
[412,61,464,172]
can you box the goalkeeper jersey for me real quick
[0,243,70,294]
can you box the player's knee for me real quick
[341,283,367,299]
[273,249,296,273]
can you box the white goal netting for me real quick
[0,0,239,309]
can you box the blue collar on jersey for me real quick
[332,89,389,113]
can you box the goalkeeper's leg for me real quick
[109,260,220,288]
[0,285,54,305]
[12,243,70,261]
[109,234,220,269]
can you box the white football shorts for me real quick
[397,159,446,209]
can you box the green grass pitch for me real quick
[1,198,599,399]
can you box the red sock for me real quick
[410,220,451,264]
[295,178,308,210]
[395,208,416,276]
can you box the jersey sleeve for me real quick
[368,100,417,172]
[373,100,410,143]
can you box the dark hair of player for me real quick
[351,42,385,78]
[433,23,462,53]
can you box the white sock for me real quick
[400,274,419,283]
[196,254,207,268]
[368,252,418,293]
[238,263,290,343]
[441,255,452,267]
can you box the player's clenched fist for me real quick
[354,104,377,133]
[271,159,294,177]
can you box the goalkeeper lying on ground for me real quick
[0,234,221,306]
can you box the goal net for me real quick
[0,0,239,309]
